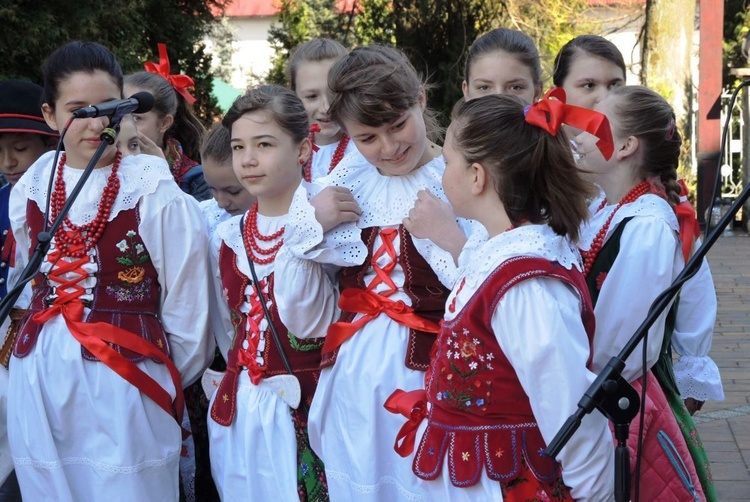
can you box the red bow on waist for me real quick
[384,389,428,457]
[323,288,440,356]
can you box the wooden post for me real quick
[696,0,724,226]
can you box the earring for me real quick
[299,158,306,165]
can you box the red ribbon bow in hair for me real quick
[144,43,197,104]
[674,179,701,262]
[525,88,614,160]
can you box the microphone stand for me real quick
[0,120,122,327]
[545,177,750,501]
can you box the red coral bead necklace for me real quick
[580,181,650,277]
[242,202,284,264]
[303,123,350,182]
[50,152,122,258]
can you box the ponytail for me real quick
[451,94,595,241]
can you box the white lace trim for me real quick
[673,355,726,402]
[310,137,359,181]
[459,225,580,290]
[318,154,446,228]
[199,199,231,240]
[22,150,174,226]
[13,450,180,474]
[580,194,678,251]
[324,469,423,502]
[284,182,366,267]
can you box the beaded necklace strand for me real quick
[580,181,650,277]
[50,152,122,257]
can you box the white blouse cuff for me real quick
[673,355,725,402]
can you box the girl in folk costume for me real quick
[6,41,213,501]
[274,45,465,501]
[288,38,358,182]
[125,44,210,201]
[187,124,256,502]
[388,93,616,501]
[403,27,544,262]
[574,85,707,501]
[555,37,720,500]
[207,85,327,501]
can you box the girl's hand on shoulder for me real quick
[404,190,467,257]
[137,132,165,159]
[310,186,361,233]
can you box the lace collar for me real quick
[317,153,446,228]
[459,224,581,290]
[580,194,678,251]
[22,150,174,225]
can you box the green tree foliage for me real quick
[266,0,357,85]
[267,0,599,128]
[723,0,750,86]
[0,0,231,125]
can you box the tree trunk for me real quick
[641,0,695,136]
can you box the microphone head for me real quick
[131,91,155,114]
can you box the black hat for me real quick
[0,79,58,137]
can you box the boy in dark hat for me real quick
[0,78,57,501]
[0,79,58,296]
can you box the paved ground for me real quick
[693,230,750,501]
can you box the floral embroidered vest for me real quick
[15,203,168,362]
[211,242,323,426]
[322,225,449,371]
[414,256,594,488]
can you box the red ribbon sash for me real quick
[323,288,440,356]
[674,179,701,263]
[384,388,428,457]
[32,246,184,423]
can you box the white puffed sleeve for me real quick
[493,277,615,502]
[672,248,724,402]
[8,179,32,310]
[139,189,213,387]
[207,229,235,362]
[591,217,682,382]
[274,183,362,340]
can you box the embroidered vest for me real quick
[322,225,449,370]
[211,242,323,426]
[414,256,594,488]
[15,202,168,362]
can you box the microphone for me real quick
[71,92,155,119]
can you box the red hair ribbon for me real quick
[525,88,614,160]
[144,43,197,104]
[674,179,701,262]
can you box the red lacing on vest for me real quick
[31,235,184,423]
[323,228,440,355]
[235,277,268,385]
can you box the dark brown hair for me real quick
[451,94,595,241]
[610,85,682,205]
[464,28,542,90]
[327,44,441,141]
[222,85,309,144]
[42,41,123,109]
[124,71,205,161]
[552,35,626,87]
[200,122,232,165]
[287,38,348,91]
